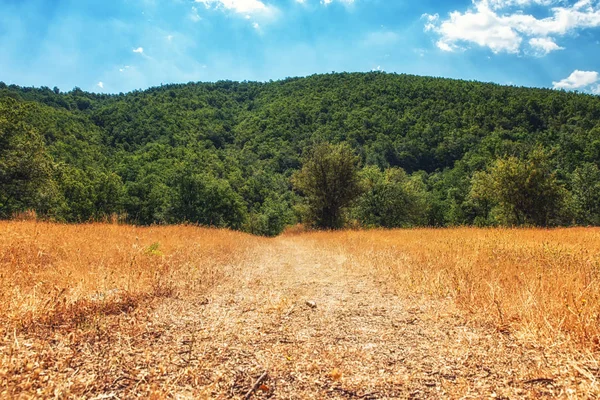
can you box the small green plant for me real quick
[145,242,163,256]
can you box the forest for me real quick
[1,72,600,235]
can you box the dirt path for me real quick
[132,237,570,399]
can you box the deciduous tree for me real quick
[292,143,361,229]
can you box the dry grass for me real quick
[0,221,261,397]
[308,227,600,351]
[0,221,257,333]
[2,222,600,398]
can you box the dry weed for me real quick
[0,221,256,332]
[0,221,260,397]
[306,228,600,351]
[3,223,600,398]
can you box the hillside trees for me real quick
[53,167,125,222]
[2,73,600,232]
[171,173,246,229]
[0,99,53,218]
[354,166,428,227]
[292,143,362,229]
[470,148,567,226]
[571,163,600,225]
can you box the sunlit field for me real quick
[0,221,258,332]
[0,221,261,397]
[305,228,600,350]
[2,222,600,397]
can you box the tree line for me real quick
[1,72,600,234]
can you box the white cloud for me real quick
[97,81,104,89]
[119,66,131,72]
[424,0,600,54]
[133,47,144,54]
[194,0,272,14]
[529,36,564,54]
[252,22,260,29]
[487,0,557,9]
[414,48,428,57]
[436,39,457,52]
[552,70,599,90]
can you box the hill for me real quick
[2,73,600,234]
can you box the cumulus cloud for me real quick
[133,47,144,54]
[423,0,600,54]
[552,70,599,91]
[529,36,564,54]
[97,82,104,89]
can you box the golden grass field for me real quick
[317,228,600,350]
[1,221,599,398]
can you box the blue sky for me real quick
[1,0,600,94]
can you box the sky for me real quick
[1,0,600,94]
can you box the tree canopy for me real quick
[1,72,600,233]
[292,143,361,229]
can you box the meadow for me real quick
[318,228,600,350]
[1,222,599,397]
[0,221,258,333]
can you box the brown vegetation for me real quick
[0,221,256,333]
[320,228,600,350]
[1,222,599,398]
[0,221,260,397]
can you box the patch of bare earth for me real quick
[3,236,598,398]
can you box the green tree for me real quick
[245,195,294,237]
[0,100,52,218]
[354,166,427,228]
[292,142,361,229]
[171,173,247,229]
[571,163,600,225]
[124,174,172,225]
[470,149,566,226]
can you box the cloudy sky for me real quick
[1,0,599,94]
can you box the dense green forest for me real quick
[1,72,600,235]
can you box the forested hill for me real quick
[2,72,600,235]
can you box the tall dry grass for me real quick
[0,221,258,332]
[305,228,600,351]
